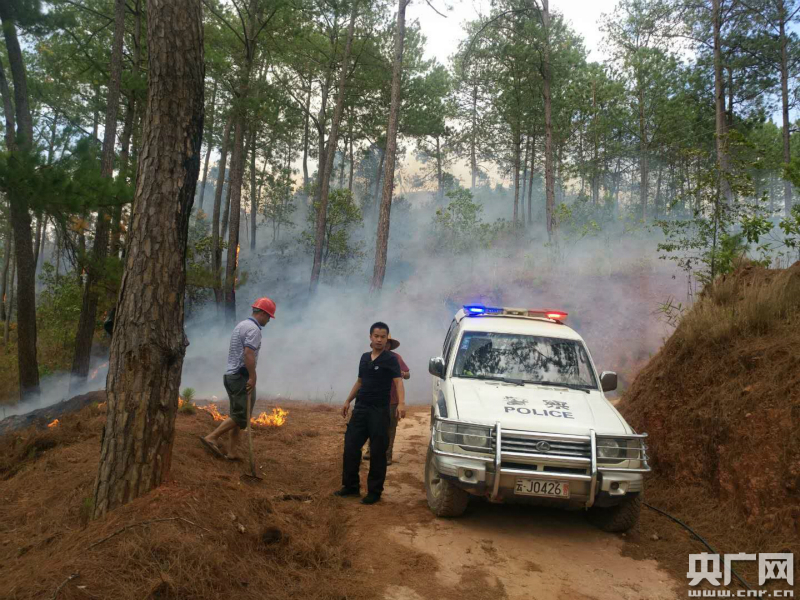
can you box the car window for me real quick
[442,322,460,371]
[442,319,457,355]
[452,331,598,389]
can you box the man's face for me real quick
[254,311,271,326]
[370,328,389,351]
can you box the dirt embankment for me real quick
[1,398,681,600]
[618,262,800,583]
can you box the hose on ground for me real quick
[643,502,753,591]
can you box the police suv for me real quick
[426,305,650,532]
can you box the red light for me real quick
[546,311,568,321]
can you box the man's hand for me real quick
[246,377,256,392]
[341,398,352,419]
[402,371,410,380]
[396,403,406,420]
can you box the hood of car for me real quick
[450,378,630,436]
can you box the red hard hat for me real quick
[252,297,277,319]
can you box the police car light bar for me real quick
[461,305,568,323]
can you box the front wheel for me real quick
[586,493,642,533]
[425,446,469,517]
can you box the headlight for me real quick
[597,438,623,460]
[436,422,492,452]
[460,426,491,450]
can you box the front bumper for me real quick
[430,417,650,508]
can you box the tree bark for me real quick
[639,83,648,221]
[373,145,385,211]
[780,5,793,214]
[712,0,733,204]
[521,135,530,224]
[528,131,535,225]
[71,0,126,388]
[311,2,358,291]
[371,0,408,291]
[513,130,521,223]
[3,252,14,347]
[0,6,40,398]
[249,125,258,251]
[302,79,311,191]
[212,114,233,306]
[471,81,478,191]
[93,0,204,518]
[538,0,555,241]
[0,221,11,322]
[199,81,218,211]
[348,114,355,192]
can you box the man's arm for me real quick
[393,378,406,419]
[244,347,257,391]
[397,355,410,380]
[342,379,362,418]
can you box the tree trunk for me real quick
[348,114,355,192]
[93,0,204,518]
[471,81,478,191]
[436,136,443,200]
[212,114,233,305]
[71,0,126,388]
[371,0,408,291]
[311,2,358,291]
[712,0,733,204]
[199,81,218,211]
[0,6,40,398]
[32,217,43,271]
[639,83,648,221]
[780,8,793,214]
[373,145,385,211]
[0,222,11,322]
[302,80,311,191]
[513,129,521,223]
[528,133,535,225]
[3,252,14,347]
[249,125,258,251]
[538,0,555,241]
[521,135,530,224]
[592,79,600,206]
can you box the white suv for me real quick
[425,305,650,532]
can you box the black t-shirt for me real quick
[356,350,401,407]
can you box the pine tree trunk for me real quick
[373,146,385,211]
[639,84,648,221]
[538,0,555,241]
[712,0,733,204]
[249,125,258,251]
[436,136,443,200]
[199,81,218,211]
[513,129,521,223]
[3,252,14,347]
[0,222,11,322]
[348,115,355,192]
[32,217,43,271]
[0,5,39,398]
[212,114,233,306]
[93,0,204,518]
[780,7,793,214]
[302,80,311,191]
[521,135,530,224]
[528,133,535,225]
[371,0,408,291]
[471,82,478,191]
[71,0,126,388]
[311,2,358,291]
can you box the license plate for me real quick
[514,478,570,498]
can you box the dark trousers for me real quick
[342,404,390,495]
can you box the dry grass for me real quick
[0,400,382,600]
[618,261,800,575]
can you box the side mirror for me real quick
[600,371,618,393]
[428,357,445,379]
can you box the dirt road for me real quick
[359,407,680,600]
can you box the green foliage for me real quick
[301,189,365,278]
[262,167,296,242]
[431,188,510,254]
[181,387,196,402]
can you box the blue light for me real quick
[463,304,502,316]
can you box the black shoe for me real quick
[333,487,360,498]
[361,493,381,505]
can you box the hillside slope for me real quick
[619,262,800,536]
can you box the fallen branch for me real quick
[87,517,211,550]
[52,573,79,599]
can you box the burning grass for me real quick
[0,398,382,600]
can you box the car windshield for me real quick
[452,331,598,389]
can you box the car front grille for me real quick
[498,434,591,459]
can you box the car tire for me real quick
[587,493,642,533]
[425,446,469,517]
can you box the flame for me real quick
[200,402,225,421]
[89,361,109,381]
[234,244,241,288]
[251,407,288,427]
[47,419,59,428]
[98,402,106,409]
[178,396,185,408]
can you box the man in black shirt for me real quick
[334,322,406,504]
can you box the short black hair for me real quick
[370,321,390,335]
